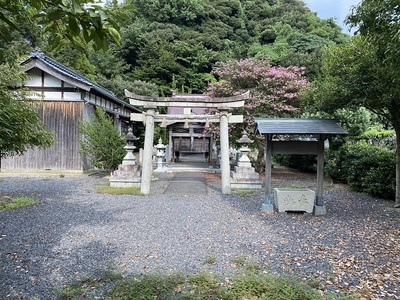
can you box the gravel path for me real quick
[0,169,399,299]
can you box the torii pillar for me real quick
[141,106,156,194]
[219,108,231,194]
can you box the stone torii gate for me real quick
[125,90,250,195]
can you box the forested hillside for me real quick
[1,0,349,98]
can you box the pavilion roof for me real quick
[255,118,347,135]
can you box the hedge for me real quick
[325,141,395,199]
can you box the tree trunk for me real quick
[395,126,400,208]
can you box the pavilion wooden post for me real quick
[261,134,274,213]
[314,134,326,215]
[141,107,156,194]
[255,118,347,216]
[219,108,231,194]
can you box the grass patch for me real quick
[108,273,185,299]
[231,255,263,274]
[203,253,217,265]
[187,271,221,297]
[96,185,143,195]
[232,188,262,197]
[233,255,248,267]
[0,196,38,211]
[58,270,356,300]
[221,273,322,300]
[55,268,124,299]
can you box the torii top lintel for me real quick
[125,90,250,108]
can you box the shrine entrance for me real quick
[125,90,250,195]
[170,123,212,164]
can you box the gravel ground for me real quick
[0,169,399,299]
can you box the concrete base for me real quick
[109,164,141,188]
[109,180,141,188]
[261,203,274,213]
[230,167,262,190]
[154,166,166,173]
[231,182,263,189]
[313,205,327,216]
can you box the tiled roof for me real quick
[22,50,141,113]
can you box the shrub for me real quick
[325,141,395,199]
[273,154,317,173]
[324,147,348,182]
[79,107,125,171]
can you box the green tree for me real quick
[0,0,132,51]
[0,0,129,161]
[207,58,308,171]
[346,1,400,207]
[132,0,204,25]
[117,0,349,95]
[304,35,400,207]
[0,63,54,158]
[79,107,125,171]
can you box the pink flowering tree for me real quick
[207,58,309,171]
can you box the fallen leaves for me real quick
[261,221,400,299]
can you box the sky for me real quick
[303,0,361,33]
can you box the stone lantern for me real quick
[154,137,166,172]
[230,130,262,189]
[122,127,139,165]
[237,131,253,168]
[109,127,142,187]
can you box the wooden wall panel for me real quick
[1,101,85,172]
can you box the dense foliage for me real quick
[325,141,395,200]
[1,0,350,100]
[112,0,348,95]
[78,107,125,171]
[0,0,126,160]
[345,0,400,207]
[204,58,308,171]
[208,58,308,134]
[303,3,400,206]
[0,0,130,52]
[0,63,54,158]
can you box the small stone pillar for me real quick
[109,128,142,187]
[230,131,262,189]
[154,137,166,172]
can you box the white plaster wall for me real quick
[64,92,81,100]
[25,69,42,86]
[44,73,61,87]
[43,91,62,100]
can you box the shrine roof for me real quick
[255,118,347,135]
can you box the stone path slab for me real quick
[163,172,208,195]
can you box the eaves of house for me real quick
[21,50,142,115]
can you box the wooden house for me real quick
[1,50,141,173]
